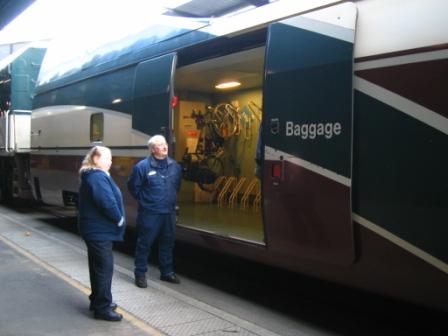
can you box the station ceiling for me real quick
[0,0,35,30]
[0,0,270,31]
[166,0,270,17]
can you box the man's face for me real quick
[152,141,168,159]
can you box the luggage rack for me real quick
[213,176,260,210]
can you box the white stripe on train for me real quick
[355,76,448,135]
[262,148,448,274]
[353,213,448,274]
[264,146,351,187]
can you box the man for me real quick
[127,135,182,288]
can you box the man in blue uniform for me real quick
[127,135,182,288]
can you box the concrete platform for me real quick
[0,238,151,335]
[0,207,282,336]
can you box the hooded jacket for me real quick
[78,169,126,241]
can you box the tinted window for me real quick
[90,112,103,142]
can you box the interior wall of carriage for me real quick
[173,46,264,244]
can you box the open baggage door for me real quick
[262,3,357,265]
[133,53,177,140]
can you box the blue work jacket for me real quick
[127,156,182,215]
[78,169,126,241]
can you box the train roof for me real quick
[34,0,347,95]
[34,16,212,94]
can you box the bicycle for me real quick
[212,103,239,138]
[180,147,224,192]
[180,103,239,191]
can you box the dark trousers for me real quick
[134,213,176,278]
[85,240,114,312]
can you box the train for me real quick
[1,0,447,312]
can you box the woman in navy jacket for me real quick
[78,146,125,322]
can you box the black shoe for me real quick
[160,273,180,284]
[94,309,122,322]
[89,302,118,311]
[135,276,147,288]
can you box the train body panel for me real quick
[263,4,355,266]
[1,0,447,311]
[1,45,46,153]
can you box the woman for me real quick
[78,146,125,321]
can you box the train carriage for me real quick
[1,0,447,311]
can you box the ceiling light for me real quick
[215,81,241,90]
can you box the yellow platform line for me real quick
[0,233,166,336]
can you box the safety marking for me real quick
[0,233,165,336]
[265,146,351,186]
[355,76,448,135]
[353,213,448,275]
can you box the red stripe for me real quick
[356,58,448,118]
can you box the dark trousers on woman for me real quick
[85,240,114,312]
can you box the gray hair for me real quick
[147,135,167,153]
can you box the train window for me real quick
[90,113,104,142]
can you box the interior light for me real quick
[215,81,241,90]
[112,98,122,104]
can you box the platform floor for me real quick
[0,238,150,336]
[0,207,282,336]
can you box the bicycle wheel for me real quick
[205,155,224,178]
[195,156,223,192]
[213,104,238,138]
